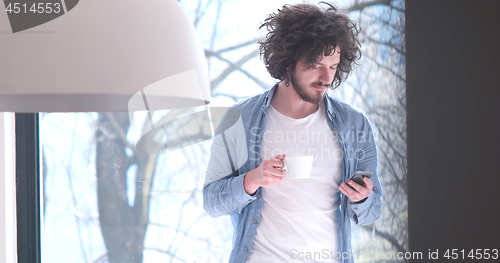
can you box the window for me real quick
[15,1,407,262]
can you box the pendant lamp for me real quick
[0,0,210,112]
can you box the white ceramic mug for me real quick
[282,155,314,179]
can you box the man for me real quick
[203,3,382,263]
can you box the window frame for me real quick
[15,113,41,263]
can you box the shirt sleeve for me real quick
[347,115,383,225]
[203,107,256,217]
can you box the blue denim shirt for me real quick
[203,85,382,263]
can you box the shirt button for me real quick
[254,220,258,224]
[354,208,358,210]
[257,136,261,141]
[257,194,261,198]
[244,247,248,252]
[248,199,252,202]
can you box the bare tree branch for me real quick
[92,253,108,263]
[193,0,213,28]
[208,48,264,89]
[363,54,406,82]
[212,38,258,54]
[209,0,223,50]
[143,248,187,262]
[360,225,407,254]
[65,115,89,263]
[212,92,247,102]
[207,49,270,89]
[347,0,391,12]
[104,112,135,150]
[364,35,405,55]
[389,3,405,13]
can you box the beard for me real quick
[290,71,328,105]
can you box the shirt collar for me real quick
[325,91,336,119]
[261,83,278,113]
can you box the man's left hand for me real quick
[338,177,373,203]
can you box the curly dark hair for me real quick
[259,2,361,89]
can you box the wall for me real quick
[407,0,500,261]
[0,112,17,263]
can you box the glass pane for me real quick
[40,111,232,263]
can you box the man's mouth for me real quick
[312,83,328,91]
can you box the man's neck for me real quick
[270,82,321,119]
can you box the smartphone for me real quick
[347,171,373,187]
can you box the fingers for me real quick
[363,177,374,190]
[258,166,286,187]
[266,157,285,169]
[338,182,360,200]
[253,155,288,188]
[338,177,373,202]
[273,154,286,160]
[254,157,287,187]
[264,166,287,178]
[263,171,285,183]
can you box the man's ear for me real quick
[283,66,291,86]
[284,70,292,87]
[286,63,295,74]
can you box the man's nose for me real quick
[319,67,334,85]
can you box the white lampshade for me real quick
[0,0,210,112]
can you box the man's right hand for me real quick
[243,154,287,195]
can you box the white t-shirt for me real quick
[246,102,343,263]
